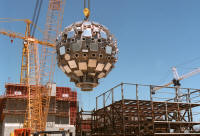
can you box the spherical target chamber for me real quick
[56,20,118,91]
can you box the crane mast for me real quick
[0,19,44,131]
[20,20,31,84]
[39,0,66,131]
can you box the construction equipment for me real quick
[38,0,66,132]
[0,18,52,131]
[153,66,200,92]
[13,129,31,136]
[83,0,90,20]
[0,18,55,132]
[1,0,66,133]
[0,18,54,84]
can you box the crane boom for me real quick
[179,67,200,81]
[37,0,66,131]
[154,67,200,92]
[0,30,55,47]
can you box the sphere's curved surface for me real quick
[56,20,118,91]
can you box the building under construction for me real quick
[76,83,200,136]
[0,83,77,136]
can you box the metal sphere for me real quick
[56,20,118,91]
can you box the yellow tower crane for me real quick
[1,0,66,133]
[0,18,55,133]
[0,19,54,83]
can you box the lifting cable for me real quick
[84,0,90,10]
[174,56,200,68]
[30,0,43,37]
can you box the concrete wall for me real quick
[2,114,75,136]
[2,115,75,136]
[2,115,24,136]
[46,115,75,136]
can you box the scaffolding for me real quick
[76,83,200,136]
[0,83,77,130]
[56,86,77,125]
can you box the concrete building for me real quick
[0,83,77,136]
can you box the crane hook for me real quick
[83,8,90,19]
[83,0,90,20]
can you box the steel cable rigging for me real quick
[30,0,43,37]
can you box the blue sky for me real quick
[1,0,200,110]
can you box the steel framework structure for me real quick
[76,83,200,136]
[76,110,93,136]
